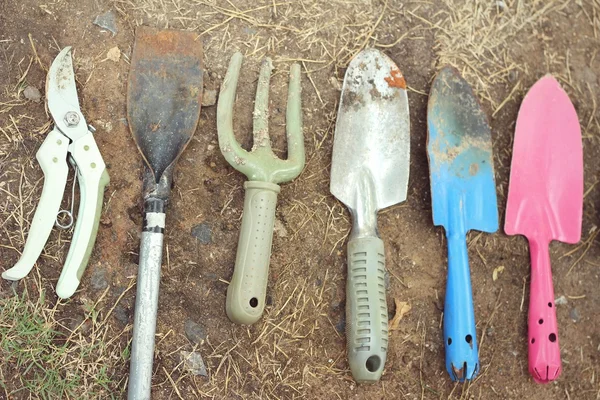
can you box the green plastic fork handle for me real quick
[346,236,388,383]
[226,181,280,325]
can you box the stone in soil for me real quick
[570,308,580,323]
[555,295,568,306]
[181,351,208,376]
[184,320,207,344]
[202,89,218,107]
[93,10,117,35]
[273,219,288,237]
[90,268,109,290]
[113,304,130,325]
[191,223,212,244]
[23,86,42,102]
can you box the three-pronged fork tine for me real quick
[217,51,305,324]
[217,52,304,183]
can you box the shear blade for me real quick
[47,47,87,141]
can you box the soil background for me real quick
[0,0,599,399]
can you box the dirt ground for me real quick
[1,0,599,399]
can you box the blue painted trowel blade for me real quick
[427,66,498,382]
[427,67,498,234]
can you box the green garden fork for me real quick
[217,52,305,325]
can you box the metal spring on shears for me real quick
[55,166,78,230]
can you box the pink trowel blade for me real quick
[505,75,583,384]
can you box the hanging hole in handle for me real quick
[548,302,553,308]
[447,337,452,345]
[549,333,557,342]
[55,209,74,230]
[538,319,544,324]
[249,298,258,308]
[531,338,536,344]
[365,355,381,372]
[465,334,473,344]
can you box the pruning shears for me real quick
[2,47,110,299]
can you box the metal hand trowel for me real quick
[505,76,583,384]
[427,66,498,382]
[330,48,410,383]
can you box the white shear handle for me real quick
[2,129,69,281]
[56,134,110,299]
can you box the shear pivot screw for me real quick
[64,111,80,127]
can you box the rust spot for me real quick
[384,66,406,89]
[451,364,465,380]
[469,163,479,175]
[133,26,203,59]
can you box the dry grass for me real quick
[429,0,572,107]
[0,280,131,399]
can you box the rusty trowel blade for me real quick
[330,48,410,211]
[127,26,203,183]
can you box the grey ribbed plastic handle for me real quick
[346,236,388,382]
[226,181,280,325]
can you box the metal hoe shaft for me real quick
[128,199,166,399]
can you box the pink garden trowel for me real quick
[505,76,583,383]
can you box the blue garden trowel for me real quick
[426,66,499,381]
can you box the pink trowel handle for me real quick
[528,238,561,383]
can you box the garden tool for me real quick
[505,76,583,384]
[427,66,498,382]
[126,26,203,399]
[217,52,304,325]
[330,48,410,383]
[2,47,109,299]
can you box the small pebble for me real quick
[273,219,288,238]
[113,304,130,325]
[569,308,580,323]
[202,89,217,107]
[23,86,42,102]
[69,315,92,335]
[93,11,118,35]
[90,268,108,290]
[184,320,207,345]
[329,76,342,91]
[555,295,568,306]
[204,272,218,281]
[191,223,212,244]
[486,327,495,337]
[181,351,208,376]
[494,1,508,11]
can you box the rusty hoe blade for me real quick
[126,26,203,400]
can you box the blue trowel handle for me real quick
[444,232,479,382]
